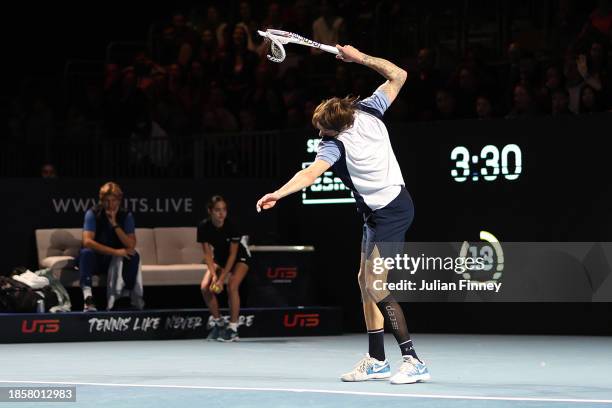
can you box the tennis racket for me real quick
[257,29,339,63]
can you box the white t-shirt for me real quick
[315,90,404,212]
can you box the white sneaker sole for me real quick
[390,372,431,384]
[340,372,391,382]
[217,337,239,343]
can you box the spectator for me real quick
[579,84,605,113]
[280,67,307,112]
[589,42,609,82]
[518,54,541,89]
[104,66,151,140]
[506,84,539,119]
[537,64,565,114]
[405,48,442,121]
[499,42,523,94]
[564,53,585,113]
[433,89,458,121]
[177,43,194,73]
[329,64,353,96]
[237,1,260,47]
[201,5,229,51]
[242,64,284,129]
[256,2,285,61]
[239,108,258,132]
[198,28,222,82]
[450,65,481,118]
[577,53,604,91]
[285,0,313,44]
[78,182,143,311]
[476,95,495,120]
[157,11,198,66]
[202,86,239,132]
[545,65,564,92]
[579,42,610,104]
[40,163,57,178]
[349,0,377,51]
[261,1,285,31]
[168,63,190,113]
[132,51,158,91]
[222,24,259,111]
[171,11,197,47]
[150,66,190,137]
[551,88,574,116]
[312,0,346,55]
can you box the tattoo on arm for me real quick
[361,54,407,103]
[362,55,405,81]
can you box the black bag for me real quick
[0,276,40,312]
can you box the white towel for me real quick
[13,270,50,289]
[106,256,144,310]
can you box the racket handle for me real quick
[320,44,339,55]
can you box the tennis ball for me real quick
[211,284,221,294]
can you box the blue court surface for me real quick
[1,334,611,408]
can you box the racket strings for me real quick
[264,37,286,63]
[270,42,285,61]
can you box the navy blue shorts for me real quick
[361,187,414,259]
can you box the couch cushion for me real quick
[153,227,203,265]
[40,256,76,270]
[142,264,206,285]
[135,228,157,265]
[35,229,82,268]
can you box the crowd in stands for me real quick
[95,0,612,140]
[8,0,612,149]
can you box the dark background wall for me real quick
[3,114,612,334]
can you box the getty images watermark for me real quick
[365,242,612,302]
[371,252,503,293]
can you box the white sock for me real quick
[82,287,92,299]
[228,322,239,331]
[213,317,224,326]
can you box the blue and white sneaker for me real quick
[390,355,431,384]
[340,354,391,382]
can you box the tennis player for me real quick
[198,195,251,342]
[256,44,430,384]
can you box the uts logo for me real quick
[283,313,320,328]
[21,319,60,333]
[266,267,298,282]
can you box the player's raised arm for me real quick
[335,44,407,105]
[256,160,331,212]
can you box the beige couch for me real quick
[35,228,207,287]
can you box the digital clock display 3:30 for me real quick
[451,144,522,182]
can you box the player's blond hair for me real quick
[311,95,359,133]
[99,182,123,201]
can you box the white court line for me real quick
[1,380,611,404]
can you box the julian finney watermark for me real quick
[372,278,502,293]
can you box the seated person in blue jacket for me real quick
[79,182,142,311]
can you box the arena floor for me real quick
[1,334,611,408]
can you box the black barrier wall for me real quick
[0,307,342,343]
